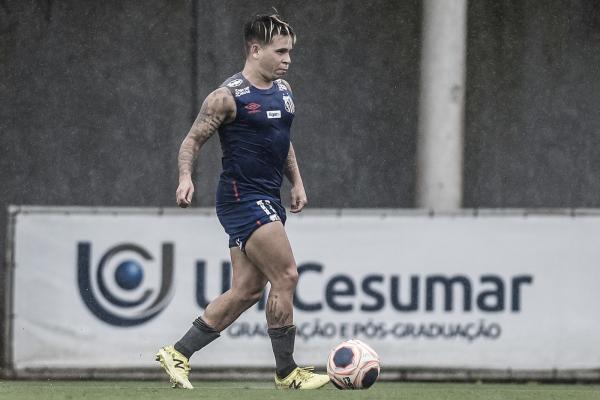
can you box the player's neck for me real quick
[241,65,274,90]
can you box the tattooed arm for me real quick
[284,143,308,213]
[176,87,235,208]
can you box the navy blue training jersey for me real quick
[216,72,295,204]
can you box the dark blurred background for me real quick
[464,0,600,207]
[3,1,600,220]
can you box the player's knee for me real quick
[273,266,298,292]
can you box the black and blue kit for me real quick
[215,72,296,250]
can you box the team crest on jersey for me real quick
[283,95,295,114]
[235,87,250,97]
[227,79,243,87]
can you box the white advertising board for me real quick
[10,208,600,370]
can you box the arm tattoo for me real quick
[284,143,302,186]
[178,90,230,177]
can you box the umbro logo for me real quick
[289,380,302,389]
[173,358,185,369]
[245,103,261,114]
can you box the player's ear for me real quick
[250,43,261,59]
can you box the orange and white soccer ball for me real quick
[327,339,380,390]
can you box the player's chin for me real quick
[275,69,288,78]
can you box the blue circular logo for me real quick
[77,242,174,327]
[115,260,144,290]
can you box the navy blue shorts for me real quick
[216,198,287,250]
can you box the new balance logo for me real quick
[173,358,185,369]
[289,380,302,389]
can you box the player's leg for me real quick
[245,221,297,328]
[244,221,329,389]
[200,247,267,331]
[174,247,266,356]
[157,247,267,389]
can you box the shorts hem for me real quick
[242,218,283,251]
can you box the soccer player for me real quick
[155,12,330,390]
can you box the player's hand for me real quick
[176,176,194,208]
[290,185,307,213]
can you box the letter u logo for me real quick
[77,242,174,326]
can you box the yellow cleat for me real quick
[274,366,330,390]
[155,345,193,389]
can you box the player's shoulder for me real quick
[219,72,253,99]
[206,86,234,102]
[275,79,293,93]
[202,87,235,117]
[220,72,246,89]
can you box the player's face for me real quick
[258,34,293,80]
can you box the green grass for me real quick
[1,381,600,400]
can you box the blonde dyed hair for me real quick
[244,12,296,55]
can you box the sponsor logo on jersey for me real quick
[267,110,281,119]
[245,102,261,114]
[283,95,295,114]
[227,79,243,87]
[235,87,250,97]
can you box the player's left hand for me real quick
[290,185,307,213]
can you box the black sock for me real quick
[268,325,298,379]
[174,317,220,360]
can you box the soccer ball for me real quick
[327,339,380,390]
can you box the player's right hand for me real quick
[176,178,194,208]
